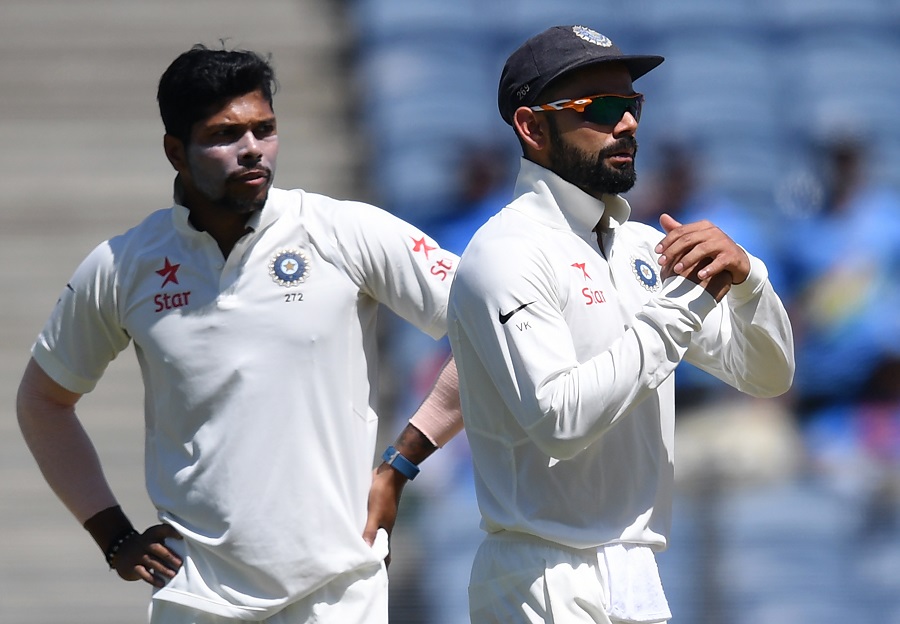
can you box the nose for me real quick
[238,131,263,164]
[614,111,638,137]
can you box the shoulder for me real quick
[619,220,664,253]
[111,208,180,251]
[285,188,416,241]
[621,219,663,241]
[77,209,175,275]
[285,187,389,219]
[456,209,557,289]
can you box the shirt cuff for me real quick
[729,252,769,301]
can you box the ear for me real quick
[163,134,187,173]
[513,107,550,155]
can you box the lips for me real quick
[236,169,269,182]
[232,169,271,188]
[601,137,638,167]
[600,137,637,158]
[606,151,635,168]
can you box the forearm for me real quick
[363,357,462,562]
[725,277,795,397]
[16,360,118,525]
[692,255,795,397]
[376,356,460,483]
[408,355,462,449]
[365,415,442,547]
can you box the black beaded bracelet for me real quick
[105,529,139,568]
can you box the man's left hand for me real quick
[656,213,750,286]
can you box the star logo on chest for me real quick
[411,236,436,259]
[571,262,592,281]
[156,257,181,287]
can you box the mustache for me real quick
[596,136,638,160]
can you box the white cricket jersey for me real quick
[32,187,458,619]
[448,159,794,551]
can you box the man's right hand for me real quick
[675,257,733,303]
[656,213,742,302]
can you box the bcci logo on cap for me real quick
[269,248,310,287]
[573,26,613,47]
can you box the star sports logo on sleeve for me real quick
[410,235,454,282]
[410,236,436,259]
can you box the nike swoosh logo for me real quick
[498,301,536,324]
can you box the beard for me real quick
[546,117,638,196]
[195,167,272,215]
[183,148,275,216]
[216,185,270,214]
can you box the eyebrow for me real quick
[203,116,276,131]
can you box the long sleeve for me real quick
[684,252,795,398]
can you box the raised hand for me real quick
[656,213,749,302]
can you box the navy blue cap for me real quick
[498,25,664,125]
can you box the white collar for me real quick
[171,186,283,238]
[510,158,632,238]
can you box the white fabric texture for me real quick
[150,533,388,623]
[32,188,457,619]
[468,531,670,623]
[598,543,671,623]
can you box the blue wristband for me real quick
[382,445,420,480]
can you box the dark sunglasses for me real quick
[530,93,644,125]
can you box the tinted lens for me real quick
[582,95,643,125]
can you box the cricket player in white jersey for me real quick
[16,44,463,623]
[447,26,795,623]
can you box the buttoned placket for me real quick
[594,223,619,283]
[593,224,613,259]
[216,228,258,310]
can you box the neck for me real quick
[186,202,255,258]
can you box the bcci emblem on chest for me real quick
[632,257,660,291]
[269,248,310,287]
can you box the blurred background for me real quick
[2,1,899,622]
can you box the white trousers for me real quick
[468,531,671,624]
[148,562,388,624]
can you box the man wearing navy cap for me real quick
[448,25,795,623]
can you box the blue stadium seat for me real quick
[649,34,779,143]
[780,30,900,139]
[642,0,763,32]
[349,0,492,45]
[760,0,888,30]
[356,38,499,145]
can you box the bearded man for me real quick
[446,25,795,624]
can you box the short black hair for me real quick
[157,44,278,144]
